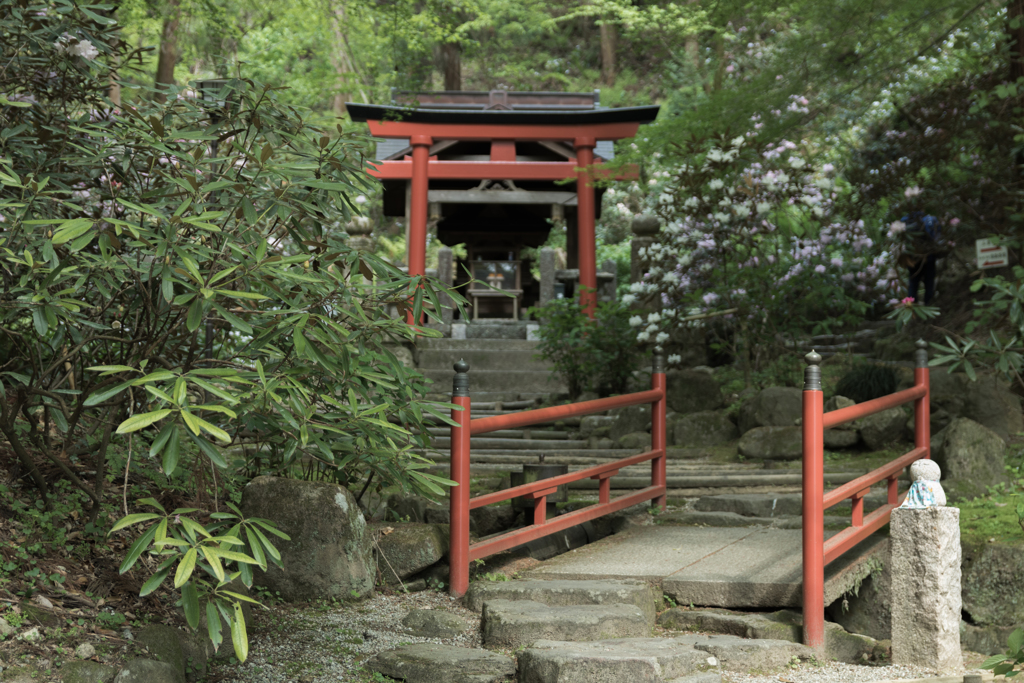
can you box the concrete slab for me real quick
[525,526,889,610]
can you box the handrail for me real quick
[468,448,662,509]
[822,385,926,429]
[800,341,930,651]
[447,355,668,597]
[470,389,664,435]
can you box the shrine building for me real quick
[346,90,659,323]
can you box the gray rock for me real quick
[666,370,725,415]
[674,411,739,448]
[932,418,1007,501]
[668,674,722,683]
[890,507,962,671]
[61,661,117,683]
[387,492,438,523]
[609,405,651,442]
[481,599,649,648]
[464,579,661,624]
[824,395,856,416]
[856,407,906,450]
[402,609,469,638]
[366,643,515,683]
[673,634,812,672]
[657,608,801,642]
[693,494,802,517]
[518,637,707,683]
[580,415,616,438]
[470,504,516,538]
[0,617,13,638]
[135,625,185,683]
[824,429,860,449]
[240,476,374,601]
[2,666,41,683]
[962,540,1024,626]
[18,626,42,642]
[75,642,97,659]
[655,511,773,528]
[961,622,1020,656]
[738,426,802,460]
[823,622,891,664]
[738,387,802,435]
[373,522,449,584]
[112,659,179,683]
[929,369,1023,442]
[826,568,891,641]
[618,431,652,450]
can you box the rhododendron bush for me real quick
[625,130,877,378]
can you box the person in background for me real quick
[897,211,943,305]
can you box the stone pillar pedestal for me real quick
[630,215,660,289]
[437,247,454,326]
[539,248,556,306]
[891,506,963,672]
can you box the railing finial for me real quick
[915,339,929,368]
[804,349,822,391]
[453,359,470,397]
[652,352,665,374]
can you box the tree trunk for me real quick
[154,0,181,103]
[1008,0,1024,83]
[441,41,461,90]
[600,20,617,86]
[328,3,367,115]
[685,0,700,74]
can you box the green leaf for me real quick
[138,497,167,513]
[51,218,93,245]
[140,563,173,597]
[1009,628,1024,655]
[187,429,228,468]
[230,601,249,662]
[108,513,161,535]
[117,523,158,574]
[181,581,201,630]
[206,600,223,651]
[201,546,226,583]
[149,422,175,458]
[162,426,181,476]
[175,548,198,588]
[245,527,267,571]
[83,379,135,406]
[193,415,232,443]
[116,409,172,434]
[86,365,136,374]
[187,298,205,333]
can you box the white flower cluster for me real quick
[54,34,99,59]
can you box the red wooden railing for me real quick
[447,356,668,596]
[801,340,930,649]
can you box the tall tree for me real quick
[600,19,616,86]
[441,41,461,90]
[154,0,182,102]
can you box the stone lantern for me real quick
[346,216,375,252]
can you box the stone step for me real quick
[413,448,639,459]
[366,643,515,683]
[430,437,591,450]
[565,471,866,490]
[417,338,542,351]
[418,348,550,372]
[421,453,761,469]
[422,369,566,393]
[412,413,583,427]
[693,492,895,517]
[480,599,649,649]
[464,579,661,624]
[518,638,710,683]
[423,427,571,440]
[655,510,859,530]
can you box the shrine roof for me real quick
[345,103,660,127]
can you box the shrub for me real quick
[833,363,899,403]
[529,297,645,399]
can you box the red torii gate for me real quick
[347,96,659,316]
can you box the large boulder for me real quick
[738,387,802,435]
[373,522,449,584]
[609,404,651,441]
[738,426,802,460]
[674,410,739,448]
[240,476,374,601]
[962,540,1024,626]
[929,369,1023,442]
[931,418,1007,500]
[666,369,724,415]
[856,407,906,451]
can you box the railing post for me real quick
[914,340,931,459]
[449,359,471,597]
[651,353,667,510]
[801,350,825,651]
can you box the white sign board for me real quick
[976,238,1009,269]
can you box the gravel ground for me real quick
[209,588,988,683]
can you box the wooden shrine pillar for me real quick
[575,136,598,317]
[407,135,432,324]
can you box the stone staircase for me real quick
[417,338,566,402]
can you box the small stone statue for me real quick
[900,459,946,508]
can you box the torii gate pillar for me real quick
[575,136,598,316]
